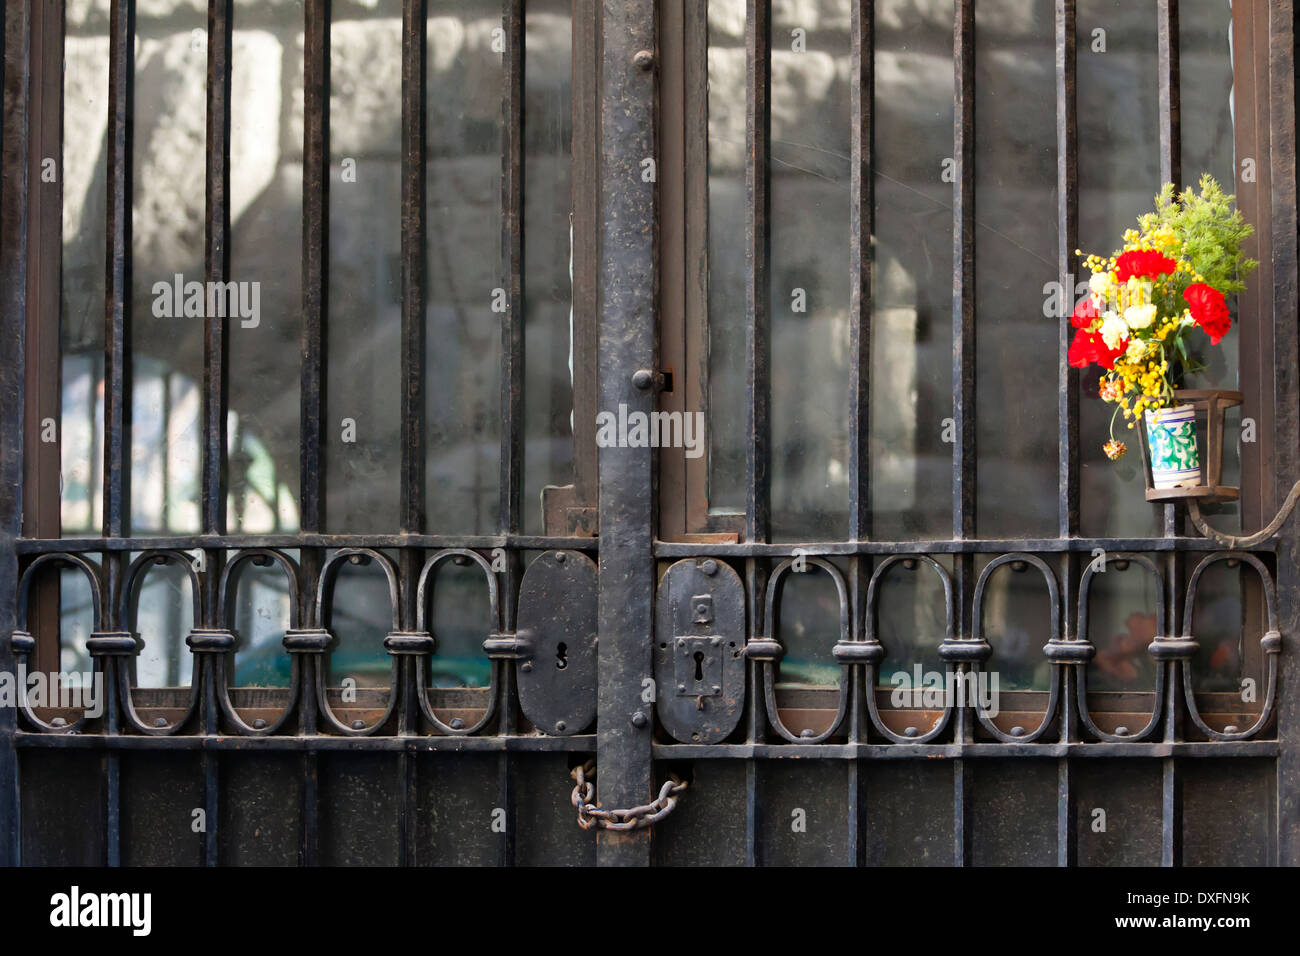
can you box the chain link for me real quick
[569,760,688,831]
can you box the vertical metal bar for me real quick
[953,758,971,866]
[1056,759,1076,866]
[1157,0,1181,193]
[846,4,874,842]
[0,0,33,869]
[1268,0,1300,867]
[950,0,976,859]
[102,0,136,870]
[595,0,657,866]
[397,3,427,869]
[203,0,232,540]
[299,0,329,869]
[1056,0,1078,541]
[848,0,873,542]
[199,0,234,870]
[401,0,426,542]
[951,0,975,545]
[1156,4,1184,868]
[745,0,771,543]
[1161,757,1181,866]
[301,0,328,540]
[1054,1,1080,865]
[500,0,524,535]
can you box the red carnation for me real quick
[1184,282,1231,344]
[1115,249,1179,282]
[1068,329,1125,370]
[1071,296,1100,329]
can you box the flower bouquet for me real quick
[1068,174,1256,490]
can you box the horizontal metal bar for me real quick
[653,537,1278,557]
[15,732,595,753]
[17,534,599,554]
[654,740,1279,760]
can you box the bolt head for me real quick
[252,718,267,730]
[520,661,533,672]
[633,49,654,70]
[903,726,919,738]
[51,717,67,728]
[699,559,718,576]
[1224,724,1239,734]
[1009,725,1025,737]
[555,551,566,563]
[154,717,168,728]
[632,368,654,390]
[555,721,567,733]
[1115,726,1129,736]
[351,719,365,730]
[631,711,648,729]
[450,717,465,730]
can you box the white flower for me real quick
[1125,338,1148,361]
[1089,272,1112,298]
[1124,303,1157,331]
[1100,312,1129,350]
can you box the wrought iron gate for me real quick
[1,0,1298,867]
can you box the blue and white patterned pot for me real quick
[1144,405,1201,489]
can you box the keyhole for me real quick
[693,650,704,682]
[555,642,568,670]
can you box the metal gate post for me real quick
[0,0,33,868]
[1269,0,1300,866]
[595,0,658,865]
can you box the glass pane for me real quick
[768,0,851,541]
[61,0,111,536]
[870,0,954,539]
[974,1,1058,537]
[325,554,397,689]
[1077,0,1160,537]
[425,560,492,688]
[228,0,304,533]
[972,556,1053,692]
[522,0,574,535]
[228,554,297,688]
[773,560,846,687]
[129,555,196,689]
[705,0,746,513]
[131,3,209,535]
[326,2,403,531]
[424,7,503,534]
[1180,0,1241,534]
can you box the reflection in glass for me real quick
[228,0,304,533]
[127,556,196,689]
[228,553,297,689]
[768,0,851,541]
[327,2,403,531]
[425,7,503,534]
[523,0,575,535]
[1078,0,1160,537]
[705,0,747,513]
[130,4,209,535]
[974,0,1058,537]
[870,0,954,539]
[61,0,110,536]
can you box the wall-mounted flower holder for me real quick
[1137,388,1242,505]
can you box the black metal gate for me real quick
[1,0,1298,867]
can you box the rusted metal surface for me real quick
[516,550,598,736]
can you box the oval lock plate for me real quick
[654,558,746,743]
[516,550,598,736]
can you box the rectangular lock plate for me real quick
[673,635,723,697]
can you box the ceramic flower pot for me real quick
[1144,404,1201,489]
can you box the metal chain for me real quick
[569,761,688,831]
